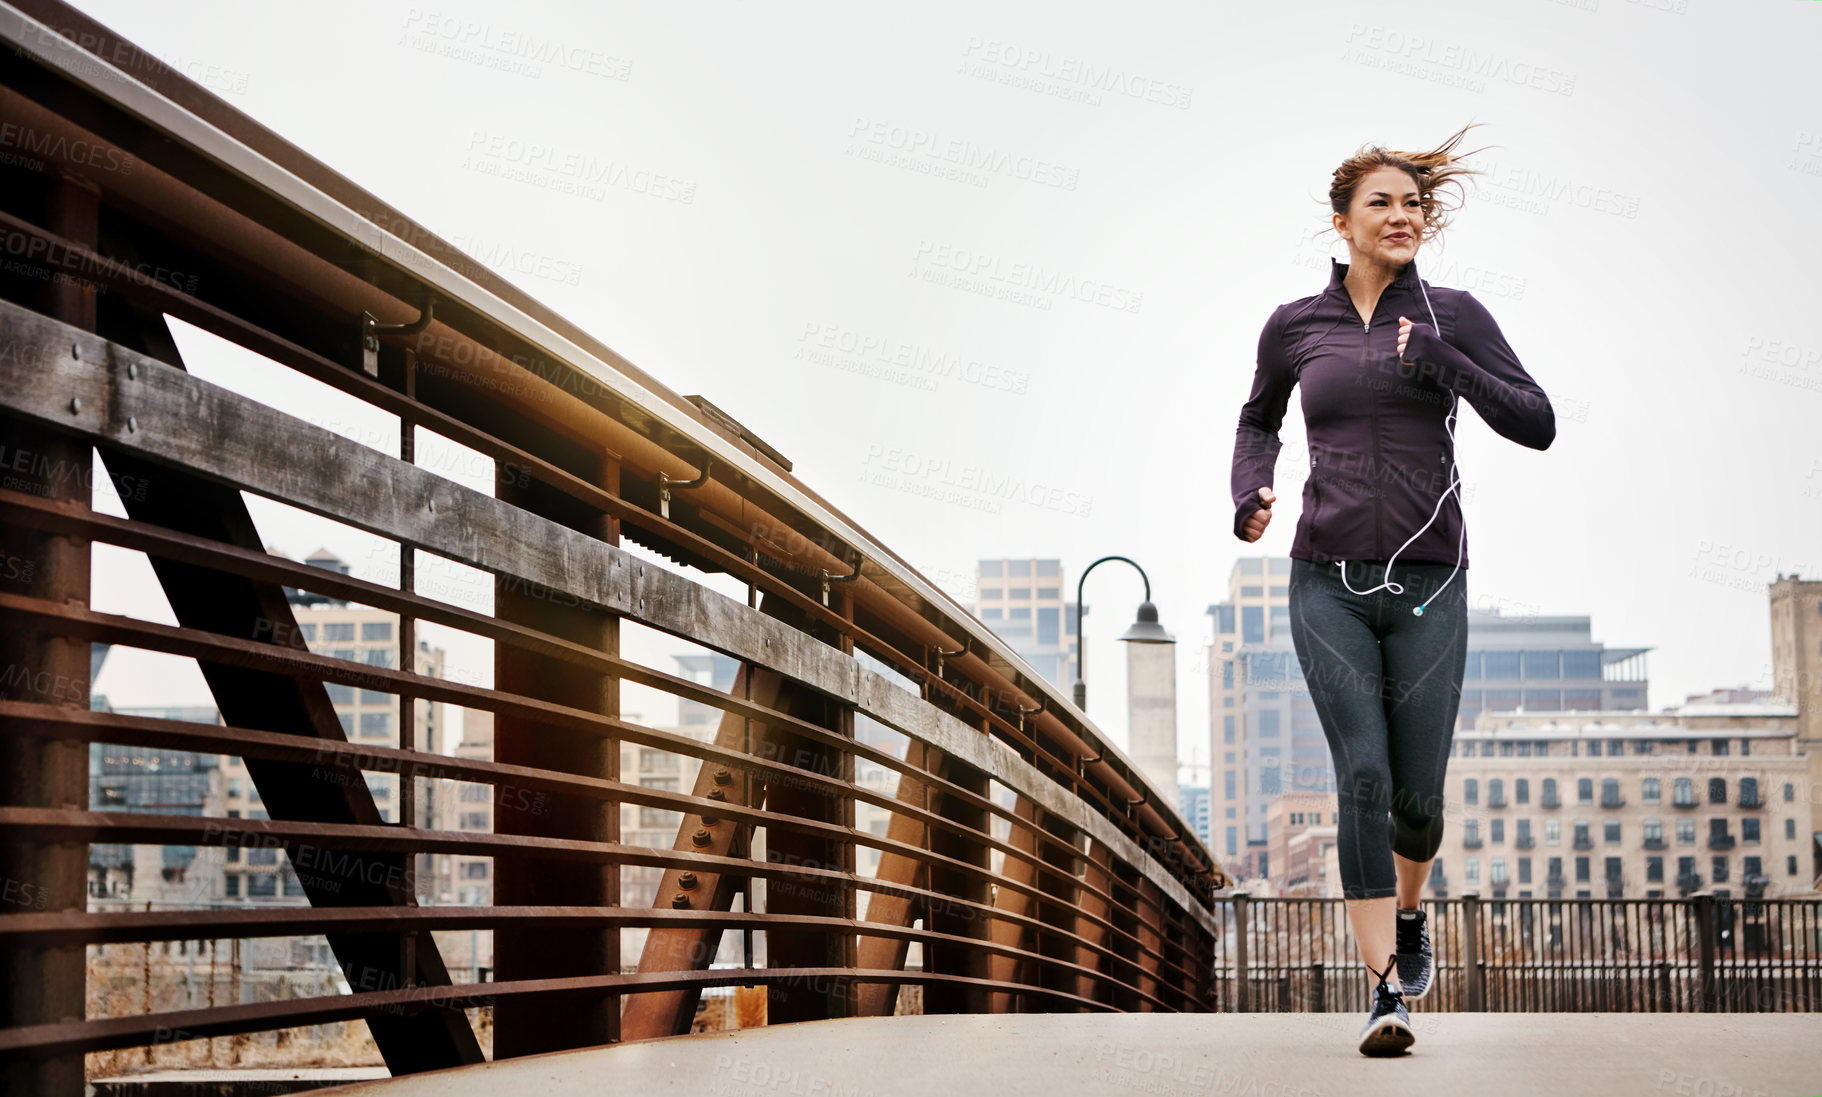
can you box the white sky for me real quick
[75,0,1822,776]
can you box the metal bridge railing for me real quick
[1215,893,1822,1014]
[0,2,1223,1091]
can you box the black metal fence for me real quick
[1211,891,1822,1013]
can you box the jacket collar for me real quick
[1327,255,1421,296]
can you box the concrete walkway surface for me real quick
[317,1013,1822,1097]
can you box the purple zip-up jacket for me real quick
[1230,257,1554,570]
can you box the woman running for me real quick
[1229,122,1555,1056]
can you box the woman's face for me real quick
[1335,166,1425,269]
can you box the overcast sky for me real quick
[77,0,1822,779]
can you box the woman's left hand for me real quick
[1398,316,1416,362]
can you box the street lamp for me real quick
[1072,555,1174,709]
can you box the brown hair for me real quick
[1326,122,1496,249]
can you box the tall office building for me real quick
[1206,556,1301,874]
[971,558,1078,691]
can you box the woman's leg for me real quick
[1394,852,1430,909]
[1289,559,1401,989]
[1376,562,1471,876]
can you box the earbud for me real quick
[1336,269,1464,615]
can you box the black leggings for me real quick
[1287,557,1469,900]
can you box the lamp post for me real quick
[1071,555,1174,710]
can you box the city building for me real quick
[1265,792,1341,896]
[1178,784,1211,849]
[971,558,1078,691]
[87,701,228,905]
[1430,699,1812,900]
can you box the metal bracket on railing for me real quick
[819,558,860,607]
[932,642,965,679]
[360,297,435,377]
[657,455,712,520]
[1075,749,1103,778]
[1016,700,1042,734]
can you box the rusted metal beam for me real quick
[0,169,96,1097]
[853,740,942,1017]
[493,453,621,1057]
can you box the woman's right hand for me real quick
[1240,487,1275,542]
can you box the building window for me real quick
[981,588,1002,601]
[1037,587,1060,599]
[1711,738,1729,756]
[1223,661,1234,689]
[1577,778,1593,804]
[1009,587,1031,600]
[364,648,393,668]
[325,683,354,704]
[1008,561,1031,578]
[1544,819,1560,845]
[1258,710,1280,738]
[461,812,488,829]
[1242,606,1264,644]
[1037,607,1060,646]
[225,874,240,897]
[1588,740,1602,758]
[1646,856,1663,882]
[1789,818,1799,840]
[1223,715,1235,744]
[1521,650,1560,679]
[1742,818,1760,844]
[1785,783,1795,803]
[1515,778,1529,804]
[362,622,393,642]
[1575,856,1590,882]
[1605,857,1623,883]
[1491,818,1505,844]
[1604,819,1621,844]
[1712,856,1729,883]
[1465,857,1479,884]
[1562,650,1600,678]
[1541,777,1557,805]
[1491,857,1508,884]
[360,712,391,738]
[1707,778,1726,804]
[1791,856,1801,875]
[1484,651,1520,679]
[324,622,355,642]
[1673,778,1695,807]
[1642,777,1660,804]
[1677,819,1695,845]
[1518,857,1532,884]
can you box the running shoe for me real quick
[1394,907,1434,1000]
[1357,957,1414,1057]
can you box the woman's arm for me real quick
[1232,304,1294,540]
[1401,291,1555,450]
